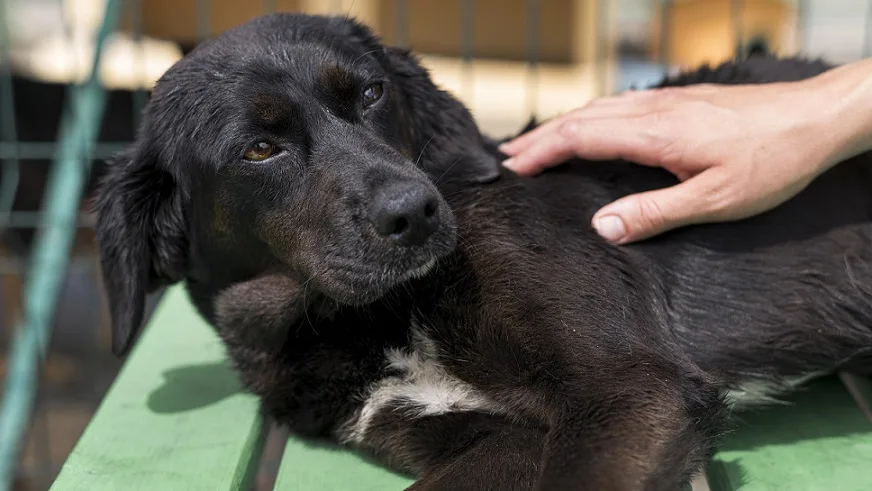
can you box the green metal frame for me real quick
[0,1,123,489]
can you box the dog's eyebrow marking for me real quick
[317,65,357,113]
[252,94,290,128]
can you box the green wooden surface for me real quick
[50,285,267,491]
[707,376,872,491]
[50,284,872,490]
[274,438,414,491]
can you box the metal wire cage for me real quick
[1,1,872,490]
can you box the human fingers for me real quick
[502,117,664,176]
[591,170,728,244]
[499,91,657,156]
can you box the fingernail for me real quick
[498,143,511,152]
[593,215,626,243]
[502,158,517,169]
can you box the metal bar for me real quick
[659,0,672,70]
[731,0,744,58]
[395,0,408,48]
[196,0,210,41]
[0,257,98,276]
[525,0,541,118]
[0,142,127,160]
[0,2,20,216]
[0,1,123,489]
[32,387,52,484]
[131,0,147,131]
[865,0,872,58]
[796,0,808,54]
[461,0,475,105]
[594,0,604,95]
[594,0,611,97]
[0,212,96,228]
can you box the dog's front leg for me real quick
[401,414,545,491]
[407,427,542,491]
[211,272,379,436]
[533,363,725,491]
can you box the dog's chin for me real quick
[302,211,458,305]
[319,253,444,306]
[316,231,455,306]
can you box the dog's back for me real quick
[473,54,872,400]
[623,55,872,386]
[508,153,872,386]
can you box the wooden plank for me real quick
[691,474,711,491]
[275,376,872,490]
[840,373,872,422]
[707,375,872,491]
[274,438,414,490]
[274,427,704,490]
[50,285,267,491]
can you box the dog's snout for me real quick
[369,183,441,246]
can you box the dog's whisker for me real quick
[330,0,359,61]
[414,136,436,168]
[302,280,317,334]
[344,0,358,24]
[351,49,381,69]
[435,156,464,185]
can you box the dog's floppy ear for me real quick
[486,116,540,153]
[94,144,188,356]
[384,46,501,185]
[460,149,502,185]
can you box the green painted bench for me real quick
[50,285,872,490]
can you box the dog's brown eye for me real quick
[243,142,276,161]
[362,82,384,107]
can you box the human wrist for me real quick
[836,74,872,161]
[814,59,872,171]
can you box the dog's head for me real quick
[94,13,501,356]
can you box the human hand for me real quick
[499,60,872,244]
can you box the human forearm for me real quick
[811,58,872,170]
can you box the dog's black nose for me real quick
[369,183,441,246]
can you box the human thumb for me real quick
[591,176,719,244]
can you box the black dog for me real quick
[93,13,872,491]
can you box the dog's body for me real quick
[93,14,872,490]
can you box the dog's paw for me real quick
[213,271,307,351]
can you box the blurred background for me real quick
[0,0,871,489]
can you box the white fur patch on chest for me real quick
[339,325,503,445]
